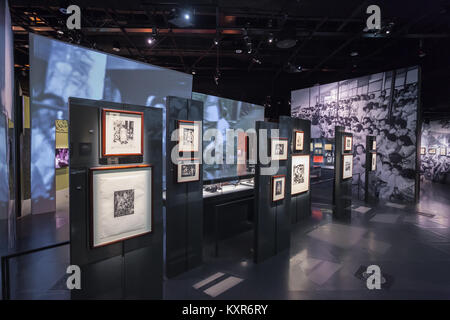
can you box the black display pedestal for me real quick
[283,116,312,224]
[69,98,163,299]
[365,135,378,205]
[254,120,291,263]
[333,126,352,221]
[165,96,203,278]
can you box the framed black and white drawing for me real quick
[440,147,447,156]
[272,175,286,202]
[102,109,144,157]
[428,148,436,155]
[291,155,310,195]
[342,154,353,180]
[294,131,304,151]
[178,120,200,152]
[372,140,377,151]
[90,165,152,248]
[177,158,200,183]
[371,153,377,171]
[420,147,426,155]
[271,138,288,160]
[343,135,353,152]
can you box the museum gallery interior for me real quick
[0,0,450,301]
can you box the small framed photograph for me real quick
[440,147,447,156]
[344,136,353,152]
[371,153,377,171]
[271,138,288,161]
[90,165,152,248]
[372,140,377,151]
[55,148,69,169]
[314,142,323,148]
[292,155,310,195]
[294,131,304,151]
[102,109,144,157]
[272,175,286,202]
[428,148,436,155]
[324,144,332,151]
[177,158,200,183]
[420,147,426,155]
[342,154,353,180]
[178,120,200,152]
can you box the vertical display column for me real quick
[333,126,352,220]
[69,98,163,299]
[165,96,203,278]
[365,135,378,204]
[254,120,291,263]
[283,116,312,224]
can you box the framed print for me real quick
[177,158,200,183]
[55,148,69,169]
[272,175,286,202]
[440,147,446,156]
[102,109,144,157]
[294,131,304,151]
[314,142,323,148]
[314,148,323,155]
[428,148,436,155]
[313,155,324,163]
[90,164,152,248]
[271,138,288,161]
[292,155,310,195]
[371,153,377,171]
[342,154,353,180]
[178,120,200,152]
[344,136,353,152]
[324,144,332,151]
[372,140,377,151]
[420,147,426,155]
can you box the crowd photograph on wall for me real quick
[420,120,450,184]
[291,66,419,202]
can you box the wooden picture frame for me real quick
[371,153,377,171]
[342,154,353,180]
[177,158,200,183]
[291,154,310,195]
[272,175,286,202]
[440,147,447,156]
[178,120,199,152]
[294,131,304,151]
[344,135,353,152]
[420,147,426,155]
[102,108,144,157]
[271,138,288,161]
[90,164,152,248]
[428,148,436,155]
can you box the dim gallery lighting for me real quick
[57,30,64,35]
[147,37,155,45]
[112,42,121,52]
[184,13,190,20]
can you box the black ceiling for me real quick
[10,0,450,119]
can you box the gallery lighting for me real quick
[268,33,274,44]
[147,37,155,45]
[57,30,64,35]
[350,51,359,57]
[112,41,121,52]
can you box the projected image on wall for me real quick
[192,93,264,181]
[30,34,193,213]
[291,66,419,202]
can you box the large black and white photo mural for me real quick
[420,120,450,184]
[291,66,420,202]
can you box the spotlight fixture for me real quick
[297,65,302,71]
[112,41,121,52]
[252,57,262,64]
[350,51,359,57]
[191,70,196,75]
[56,30,64,35]
[214,38,219,46]
[268,33,274,44]
[235,49,243,54]
[147,37,155,45]
[184,13,190,20]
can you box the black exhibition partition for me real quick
[254,120,291,264]
[165,96,203,278]
[365,135,378,205]
[283,116,312,224]
[69,97,163,299]
[333,126,352,221]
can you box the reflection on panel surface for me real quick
[30,34,193,212]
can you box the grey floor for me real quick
[5,179,450,299]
